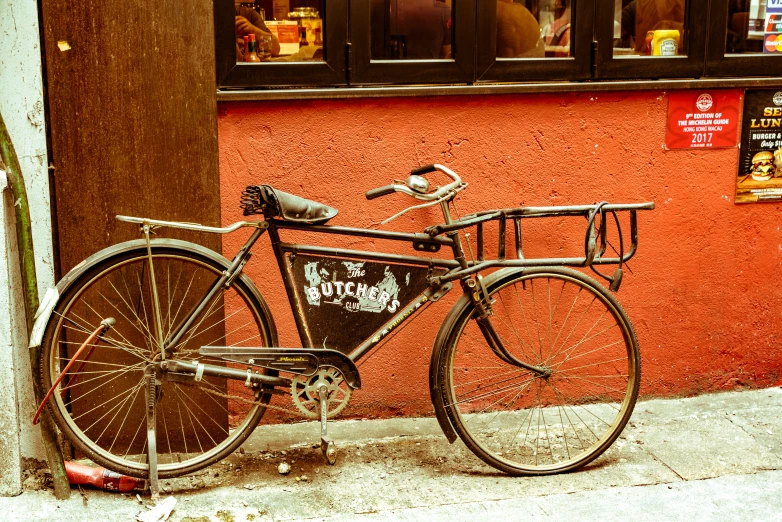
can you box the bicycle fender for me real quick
[28,287,59,349]
[28,238,250,349]
[428,268,526,444]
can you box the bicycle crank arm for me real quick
[160,360,291,387]
[198,346,362,389]
[476,317,552,377]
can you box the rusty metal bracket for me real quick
[32,317,116,425]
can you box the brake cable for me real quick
[584,202,625,291]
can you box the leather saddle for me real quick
[241,184,338,224]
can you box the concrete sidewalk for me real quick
[2,388,781,521]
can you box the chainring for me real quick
[291,367,352,419]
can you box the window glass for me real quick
[370,0,454,60]
[725,0,782,54]
[234,1,324,63]
[613,0,687,56]
[496,0,572,59]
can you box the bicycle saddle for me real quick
[240,185,338,224]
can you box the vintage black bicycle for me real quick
[30,165,653,496]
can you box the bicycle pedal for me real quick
[321,438,337,465]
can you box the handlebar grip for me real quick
[366,185,398,200]
[411,164,438,176]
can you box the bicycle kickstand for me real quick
[318,385,337,465]
[146,368,161,500]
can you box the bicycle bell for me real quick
[406,175,430,194]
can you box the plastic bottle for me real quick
[247,34,261,62]
[652,30,680,56]
[65,461,147,492]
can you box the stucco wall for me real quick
[1,0,55,475]
[217,92,782,419]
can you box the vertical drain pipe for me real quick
[0,111,70,499]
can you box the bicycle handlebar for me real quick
[410,164,439,176]
[365,185,398,200]
[365,164,464,202]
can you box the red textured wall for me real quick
[217,91,782,419]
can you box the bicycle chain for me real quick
[199,386,297,415]
[196,371,351,419]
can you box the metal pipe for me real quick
[477,223,484,261]
[33,318,116,425]
[431,252,640,284]
[165,226,266,351]
[116,215,264,234]
[164,360,291,387]
[497,214,506,261]
[513,217,524,259]
[348,294,432,362]
[429,203,653,235]
[269,224,316,348]
[274,220,454,245]
[277,243,460,268]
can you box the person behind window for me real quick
[541,0,571,57]
[235,3,281,60]
[497,0,545,58]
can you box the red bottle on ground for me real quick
[65,461,147,492]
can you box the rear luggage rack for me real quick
[426,202,655,288]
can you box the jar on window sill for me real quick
[288,7,322,48]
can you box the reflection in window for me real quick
[725,0,782,54]
[497,0,571,58]
[613,0,686,56]
[370,0,453,60]
[235,1,324,63]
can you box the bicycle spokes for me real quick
[443,269,639,474]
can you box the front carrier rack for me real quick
[426,201,655,290]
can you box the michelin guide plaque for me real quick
[665,90,741,150]
[736,89,782,204]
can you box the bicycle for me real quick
[29,165,653,496]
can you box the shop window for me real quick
[214,0,782,90]
[369,0,453,60]
[475,0,593,82]
[215,0,347,88]
[725,0,768,54]
[349,0,475,85]
[613,0,687,57]
[496,0,570,59]
[593,0,708,79]
[705,0,782,77]
[234,2,325,63]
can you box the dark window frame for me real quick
[348,1,475,86]
[214,0,782,90]
[215,0,348,88]
[475,0,595,82]
[593,0,709,80]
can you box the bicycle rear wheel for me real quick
[40,242,277,478]
[437,267,640,475]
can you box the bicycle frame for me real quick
[117,198,653,371]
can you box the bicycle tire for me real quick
[435,267,640,475]
[40,241,278,478]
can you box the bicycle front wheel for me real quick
[438,267,640,475]
[40,242,277,478]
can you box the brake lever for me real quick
[379,183,468,226]
[380,193,451,225]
